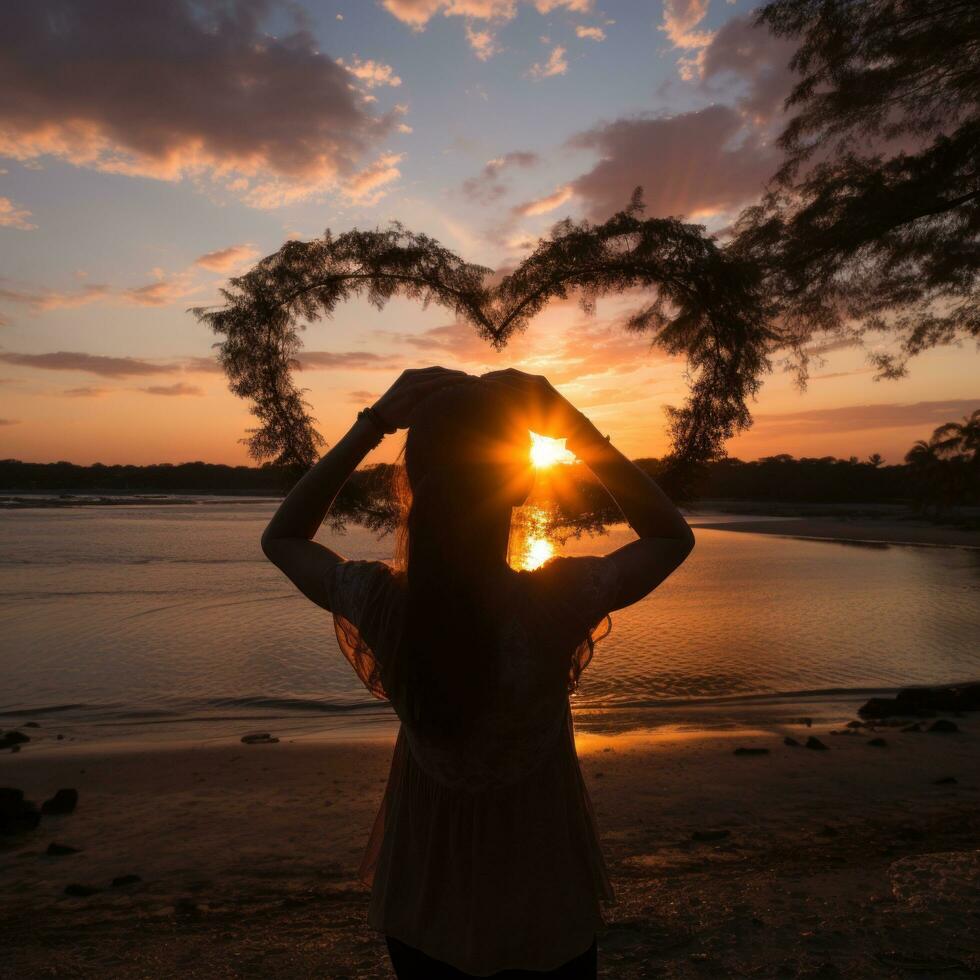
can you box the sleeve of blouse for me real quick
[540,554,621,636]
[324,560,396,701]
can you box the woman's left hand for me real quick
[372,366,476,430]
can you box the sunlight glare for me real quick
[529,431,576,469]
[525,537,554,570]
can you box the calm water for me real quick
[1,499,978,742]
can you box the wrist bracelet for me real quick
[358,405,397,435]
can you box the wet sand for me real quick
[2,706,979,978]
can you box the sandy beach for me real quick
[3,702,979,979]
[692,514,980,550]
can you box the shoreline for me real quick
[687,512,980,549]
[8,684,980,750]
[3,702,978,978]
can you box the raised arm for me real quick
[482,368,694,612]
[261,366,473,611]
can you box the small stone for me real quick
[0,731,30,749]
[56,734,64,740]
[241,733,279,744]
[111,874,142,887]
[691,829,730,842]
[927,719,959,734]
[932,775,958,785]
[805,736,829,751]
[784,736,801,746]
[819,824,839,837]
[733,746,769,755]
[41,788,78,815]
[46,842,80,856]
[868,737,887,747]
[23,722,40,728]
[0,789,40,835]
[846,720,865,729]
[64,883,98,897]
[900,723,922,733]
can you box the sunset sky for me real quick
[0,0,976,468]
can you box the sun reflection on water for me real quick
[509,504,557,571]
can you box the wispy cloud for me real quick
[382,1,591,30]
[659,0,712,50]
[344,153,404,205]
[194,244,261,273]
[296,351,403,370]
[512,184,573,216]
[462,150,540,202]
[138,382,205,397]
[64,386,111,398]
[0,196,36,230]
[465,24,498,61]
[528,45,568,79]
[0,350,179,377]
[120,275,196,308]
[753,400,980,433]
[575,25,605,41]
[339,56,403,89]
[0,282,111,312]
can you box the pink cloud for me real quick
[138,382,205,397]
[0,350,179,377]
[296,351,403,370]
[512,184,573,217]
[194,245,261,273]
[339,57,403,89]
[659,0,712,50]
[381,1,589,27]
[462,151,540,203]
[0,196,36,230]
[0,282,111,312]
[567,104,778,221]
[752,400,980,434]
[527,45,568,80]
[700,14,798,123]
[0,1,393,207]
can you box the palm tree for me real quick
[904,410,980,512]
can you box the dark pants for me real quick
[385,935,597,979]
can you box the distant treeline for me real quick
[0,454,920,503]
[0,459,291,495]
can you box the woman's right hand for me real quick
[480,368,591,441]
[372,366,475,430]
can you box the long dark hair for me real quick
[331,379,610,739]
[382,380,535,739]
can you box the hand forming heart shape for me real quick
[192,193,772,481]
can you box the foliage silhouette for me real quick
[192,192,774,485]
[194,1,979,482]
[733,0,980,383]
[904,409,980,513]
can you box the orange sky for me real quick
[0,1,976,467]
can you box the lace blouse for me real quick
[324,555,620,976]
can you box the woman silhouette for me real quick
[261,366,694,978]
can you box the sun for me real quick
[529,431,576,469]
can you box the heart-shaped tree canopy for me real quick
[192,193,776,480]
